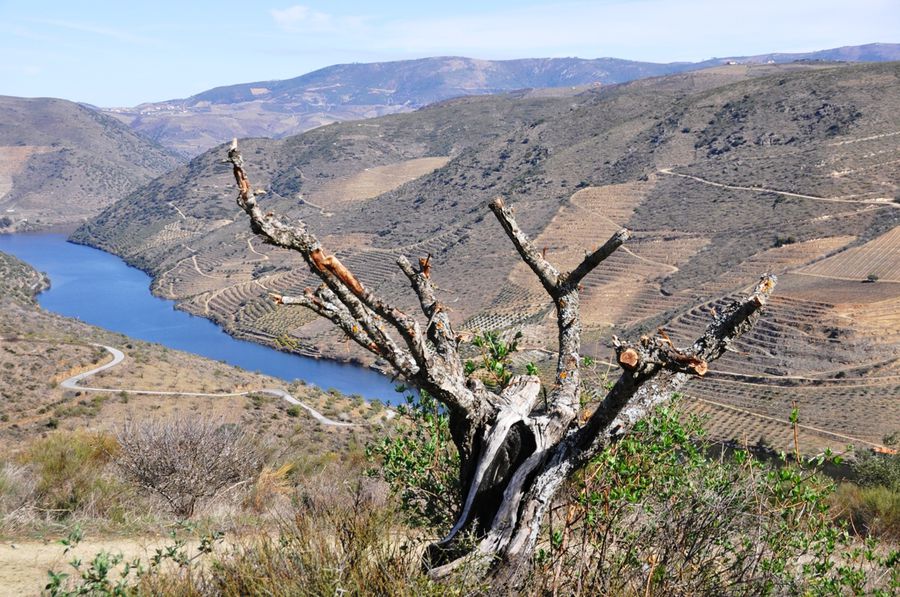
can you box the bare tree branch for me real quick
[396,255,461,354]
[273,289,385,356]
[488,197,560,294]
[565,228,631,288]
[226,140,424,378]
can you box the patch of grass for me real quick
[21,430,123,518]
[832,483,900,542]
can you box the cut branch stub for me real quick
[617,347,640,370]
[310,248,365,296]
[419,254,432,278]
[615,328,712,377]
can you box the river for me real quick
[0,233,401,403]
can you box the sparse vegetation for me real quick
[115,418,264,518]
[0,97,180,229]
[35,407,899,595]
[831,433,900,541]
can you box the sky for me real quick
[0,0,897,107]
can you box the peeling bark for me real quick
[224,141,776,588]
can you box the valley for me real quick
[0,248,386,455]
[73,60,900,455]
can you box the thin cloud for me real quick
[270,5,368,34]
[0,23,61,45]
[0,63,44,78]
[32,18,163,47]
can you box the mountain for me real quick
[103,44,900,157]
[0,96,181,231]
[75,60,900,453]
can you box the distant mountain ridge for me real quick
[103,43,900,156]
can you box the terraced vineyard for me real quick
[665,281,900,452]
[76,61,900,454]
[798,225,900,282]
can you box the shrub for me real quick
[0,461,35,520]
[45,524,225,597]
[116,418,264,517]
[773,234,797,248]
[134,482,465,596]
[366,388,460,532]
[23,430,121,517]
[832,434,900,540]
[464,330,521,389]
[832,483,900,542]
[528,406,900,595]
[853,435,900,489]
[243,463,294,514]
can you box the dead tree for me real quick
[224,140,776,585]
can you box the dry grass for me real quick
[314,157,451,206]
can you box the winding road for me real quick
[61,344,355,428]
[658,167,899,208]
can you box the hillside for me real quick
[75,61,900,454]
[0,96,181,231]
[103,44,900,156]
[0,249,394,594]
[0,251,48,305]
[0,248,380,452]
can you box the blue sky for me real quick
[0,0,897,107]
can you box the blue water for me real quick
[0,233,401,402]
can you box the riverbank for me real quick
[0,233,399,403]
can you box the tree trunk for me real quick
[223,141,777,588]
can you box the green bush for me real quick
[366,388,460,532]
[853,434,900,490]
[529,405,899,595]
[833,435,900,541]
[464,331,521,389]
